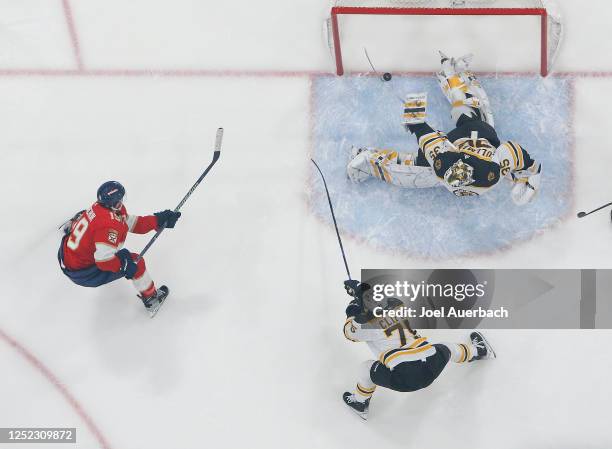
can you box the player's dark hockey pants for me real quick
[57,237,125,287]
[408,114,501,167]
[369,344,451,392]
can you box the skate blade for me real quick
[350,408,368,421]
[345,404,368,421]
[479,333,497,359]
[148,288,170,319]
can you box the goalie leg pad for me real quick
[347,147,440,188]
[437,54,495,127]
[347,147,375,183]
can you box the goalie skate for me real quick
[140,285,170,318]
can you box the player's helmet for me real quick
[97,181,125,211]
[444,159,475,187]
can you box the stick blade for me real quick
[577,212,586,218]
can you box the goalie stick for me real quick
[136,127,223,262]
[577,202,612,218]
[311,159,352,281]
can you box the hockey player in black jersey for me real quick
[347,52,542,205]
[341,280,495,420]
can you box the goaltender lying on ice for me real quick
[347,52,542,206]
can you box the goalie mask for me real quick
[444,159,475,187]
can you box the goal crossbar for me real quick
[330,6,549,76]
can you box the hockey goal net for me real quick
[326,0,562,76]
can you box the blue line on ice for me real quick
[310,75,572,258]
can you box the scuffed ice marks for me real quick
[309,74,572,258]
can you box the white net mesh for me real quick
[542,0,563,69]
[327,0,563,75]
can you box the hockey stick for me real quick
[577,202,612,218]
[363,47,404,104]
[364,47,386,82]
[136,128,223,262]
[311,159,352,281]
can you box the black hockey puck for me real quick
[382,72,392,81]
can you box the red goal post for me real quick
[327,0,562,77]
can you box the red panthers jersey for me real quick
[62,202,158,272]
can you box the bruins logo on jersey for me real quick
[453,189,479,197]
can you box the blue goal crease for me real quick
[309,75,573,259]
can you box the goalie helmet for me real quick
[444,159,475,187]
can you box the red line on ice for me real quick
[0,68,608,79]
[0,68,327,78]
[61,0,84,70]
[0,327,112,449]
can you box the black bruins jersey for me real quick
[412,120,537,197]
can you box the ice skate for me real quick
[140,285,170,318]
[342,392,370,420]
[470,331,496,360]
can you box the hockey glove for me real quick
[346,298,363,318]
[116,248,137,279]
[155,210,181,228]
[344,280,371,298]
[344,280,361,297]
[344,281,373,323]
[346,298,375,324]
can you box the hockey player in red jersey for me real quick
[58,181,181,316]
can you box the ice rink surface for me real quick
[1,1,612,448]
